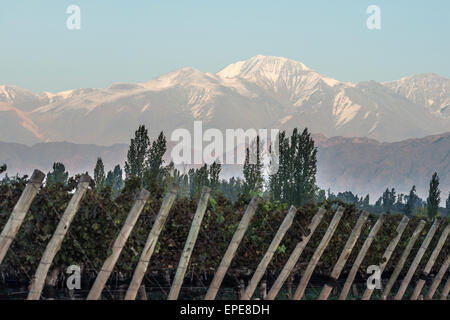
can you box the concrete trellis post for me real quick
[125,185,179,300]
[0,169,45,265]
[293,207,345,300]
[87,189,150,300]
[339,214,385,300]
[426,255,449,300]
[411,223,450,300]
[318,211,370,300]
[168,187,211,300]
[380,220,426,300]
[205,197,261,300]
[27,174,91,300]
[394,219,440,300]
[266,207,326,300]
[241,206,297,300]
[361,215,409,300]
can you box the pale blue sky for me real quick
[1,0,449,93]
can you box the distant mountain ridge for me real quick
[1,132,448,202]
[0,55,449,145]
[384,73,450,118]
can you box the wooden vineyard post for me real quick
[266,208,326,300]
[441,273,450,300]
[362,215,409,300]
[241,206,297,300]
[0,169,45,265]
[27,174,91,300]
[125,185,179,300]
[293,207,345,300]
[426,255,449,300]
[411,223,450,300]
[380,220,426,300]
[87,189,150,300]
[339,214,385,300]
[168,187,211,300]
[318,211,370,300]
[205,196,261,300]
[394,219,440,300]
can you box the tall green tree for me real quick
[268,132,284,201]
[427,172,441,219]
[93,157,106,190]
[209,161,222,193]
[0,164,6,175]
[188,168,196,199]
[363,194,370,206]
[195,164,209,194]
[47,162,69,185]
[178,172,190,199]
[148,131,167,177]
[446,192,450,217]
[405,185,419,217]
[124,125,150,181]
[394,193,406,212]
[294,128,318,205]
[243,136,264,195]
[106,165,124,198]
[378,188,396,213]
[144,131,167,191]
[316,189,327,203]
[269,128,317,206]
[219,177,243,203]
[337,191,358,204]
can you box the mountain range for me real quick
[1,55,449,145]
[1,55,449,201]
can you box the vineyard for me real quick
[0,170,449,300]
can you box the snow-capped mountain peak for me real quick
[0,85,50,111]
[218,55,311,78]
[142,66,218,90]
[216,54,345,110]
[384,73,450,117]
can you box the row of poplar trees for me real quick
[94,125,224,199]
[242,128,318,206]
[93,125,318,207]
[93,125,168,197]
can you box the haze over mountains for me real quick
[0,55,449,145]
[0,132,448,202]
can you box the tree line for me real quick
[1,125,448,218]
